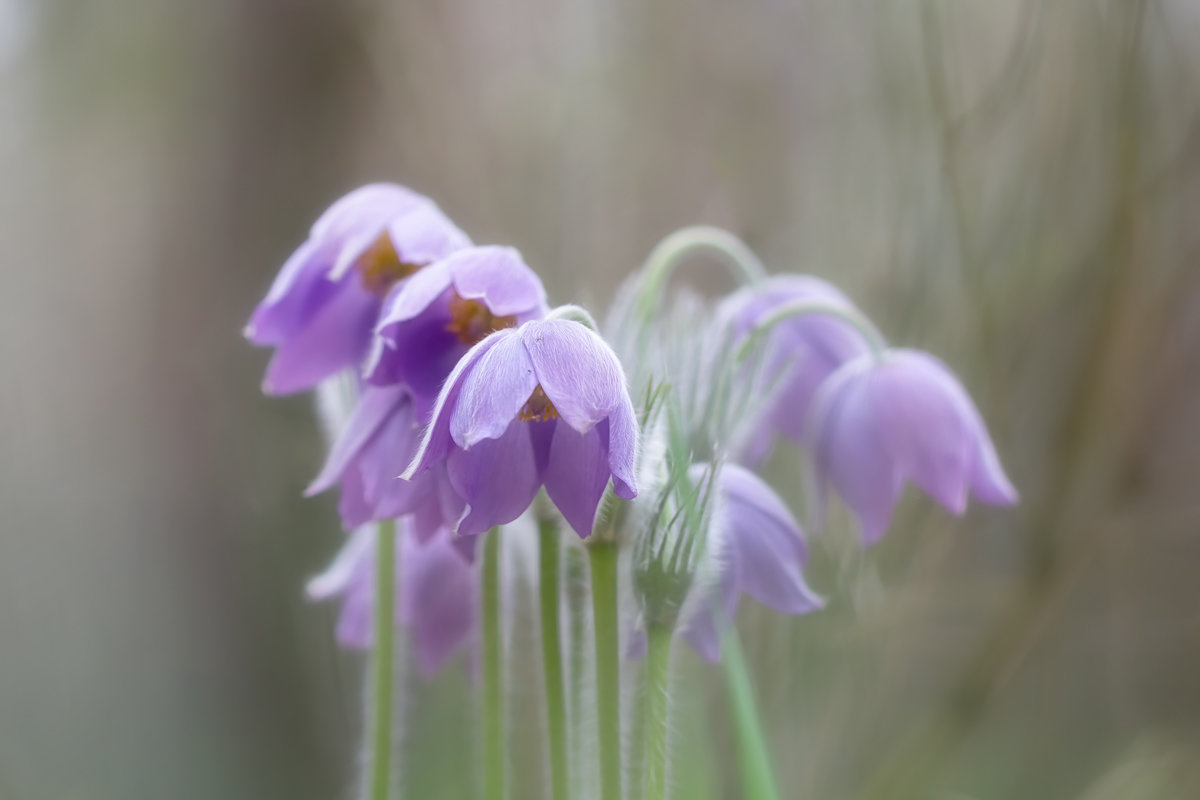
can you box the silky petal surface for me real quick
[542,423,611,538]
[307,385,408,495]
[247,238,338,345]
[604,400,639,500]
[386,201,472,266]
[522,319,631,434]
[401,529,477,677]
[448,422,542,535]
[447,246,548,317]
[376,262,453,328]
[451,330,539,448]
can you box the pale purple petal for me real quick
[868,352,973,515]
[680,574,739,664]
[450,331,539,448]
[604,399,639,500]
[375,261,454,329]
[542,424,611,538]
[403,333,506,479]
[446,246,548,317]
[261,280,378,395]
[809,359,901,544]
[401,529,477,677]
[327,190,430,280]
[310,183,423,241]
[307,385,408,496]
[521,319,629,434]
[448,422,542,535]
[367,289,465,404]
[246,238,337,345]
[385,201,472,266]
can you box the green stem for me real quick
[642,626,674,800]
[369,520,397,800]
[637,226,767,319]
[588,541,622,800]
[538,520,569,800]
[721,627,781,800]
[737,301,888,362]
[482,529,505,800]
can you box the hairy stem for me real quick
[642,626,674,800]
[538,520,569,800]
[482,529,506,800]
[588,541,622,800]
[638,226,767,320]
[369,520,397,800]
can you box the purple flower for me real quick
[365,246,549,413]
[246,184,471,395]
[306,384,465,535]
[306,523,477,677]
[807,349,1019,544]
[404,318,639,538]
[721,275,871,462]
[679,463,823,662]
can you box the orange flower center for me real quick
[445,293,518,345]
[357,232,423,295]
[519,386,560,423]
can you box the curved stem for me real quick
[547,303,600,332]
[482,529,506,800]
[369,520,397,800]
[538,520,570,800]
[637,226,768,319]
[642,626,674,800]
[588,541,622,800]
[737,301,888,362]
[721,627,781,800]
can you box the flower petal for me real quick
[385,201,472,266]
[522,319,631,434]
[325,188,428,281]
[368,289,466,404]
[542,423,611,538]
[451,330,539,449]
[307,385,408,496]
[375,261,454,329]
[401,529,477,677]
[604,399,638,500]
[447,421,542,535]
[446,246,548,317]
[261,280,378,395]
[246,237,338,345]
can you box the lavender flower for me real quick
[807,349,1019,544]
[404,317,638,538]
[306,383,465,536]
[246,184,471,395]
[306,523,477,677]
[678,463,823,662]
[721,275,872,462]
[365,245,549,412]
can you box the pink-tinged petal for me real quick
[376,262,454,329]
[401,529,477,677]
[385,201,472,266]
[521,319,630,434]
[717,465,824,615]
[543,424,611,538]
[403,333,506,479]
[261,281,378,395]
[446,246,549,317]
[869,352,973,516]
[307,385,408,496]
[604,400,639,500]
[809,359,901,545]
[451,331,539,448]
[246,238,338,345]
[447,421,542,535]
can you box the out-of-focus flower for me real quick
[405,317,638,538]
[678,463,823,662]
[246,184,471,395]
[365,246,548,413]
[721,275,871,462]
[807,349,1019,544]
[306,383,465,536]
[306,523,477,677]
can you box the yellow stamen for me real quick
[446,293,518,345]
[357,232,422,295]
[519,386,560,423]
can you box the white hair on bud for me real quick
[313,370,360,446]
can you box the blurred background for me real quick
[2,0,1200,798]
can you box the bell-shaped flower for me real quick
[677,463,823,662]
[404,317,638,538]
[807,349,1019,544]
[721,275,871,462]
[246,184,471,395]
[306,384,465,537]
[306,523,477,677]
[365,246,549,413]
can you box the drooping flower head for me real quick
[677,463,823,662]
[246,184,471,394]
[306,384,465,536]
[365,246,549,413]
[404,316,639,538]
[807,349,1019,544]
[306,523,477,677]
[720,275,872,462]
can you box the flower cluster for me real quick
[248,189,1017,800]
